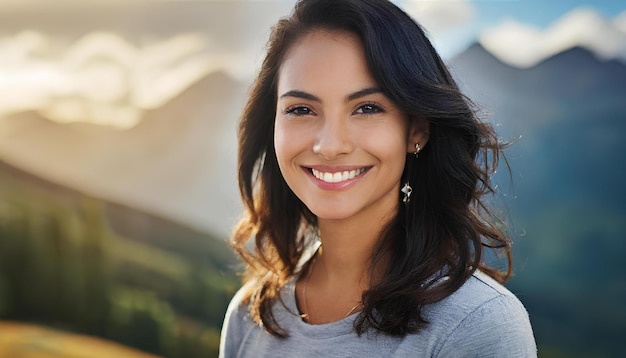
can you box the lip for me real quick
[302,165,371,191]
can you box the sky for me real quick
[396,0,626,62]
[0,0,624,128]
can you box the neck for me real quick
[297,201,397,324]
[315,207,395,287]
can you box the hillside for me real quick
[0,322,159,358]
[0,70,245,238]
[0,157,237,269]
[450,44,626,357]
[0,157,240,357]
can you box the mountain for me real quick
[0,155,240,357]
[450,43,626,132]
[449,44,626,215]
[0,157,236,270]
[479,7,626,68]
[450,44,626,357]
[0,71,246,238]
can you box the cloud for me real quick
[0,31,251,129]
[401,0,476,35]
[480,7,626,68]
[614,9,626,34]
[399,0,477,58]
[0,1,296,129]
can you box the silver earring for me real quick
[401,182,412,203]
[414,143,421,158]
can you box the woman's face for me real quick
[274,30,426,223]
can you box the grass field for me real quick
[0,321,161,358]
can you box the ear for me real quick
[406,116,430,154]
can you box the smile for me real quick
[310,167,367,183]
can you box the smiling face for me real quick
[274,30,427,224]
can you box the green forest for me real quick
[505,206,626,358]
[0,165,240,357]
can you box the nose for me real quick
[312,115,354,160]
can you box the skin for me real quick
[274,30,429,324]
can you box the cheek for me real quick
[273,121,289,169]
[359,123,409,163]
[273,120,305,172]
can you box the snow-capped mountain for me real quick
[480,7,626,68]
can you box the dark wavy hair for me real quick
[232,0,512,338]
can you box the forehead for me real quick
[285,29,362,59]
[277,29,377,93]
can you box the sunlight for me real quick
[0,31,223,129]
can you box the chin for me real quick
[306,205,359,221]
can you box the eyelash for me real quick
[354,102,384,115]
[282,102,385,116]
[284,105,314,116]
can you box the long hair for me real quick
[232,0,512,337]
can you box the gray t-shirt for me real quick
[219,271,537,357]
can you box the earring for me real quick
[401,182,412,203]
[414,143,421,158]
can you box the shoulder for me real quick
[425,271,537,357]
[219,282,256,358]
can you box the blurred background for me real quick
[0,0,624,357]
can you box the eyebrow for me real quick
[346,87,382,101]
[279,90,320,102]
[279,87,383,103]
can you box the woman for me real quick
[220,0,536,357]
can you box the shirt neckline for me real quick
[280,276,357,339]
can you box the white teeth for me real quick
[311,168,366,183]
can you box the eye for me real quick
[354,103,383,115]
[284,105,314,116]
